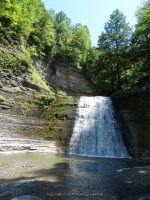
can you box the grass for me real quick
[0,95,6,103]
[30,66,54,93]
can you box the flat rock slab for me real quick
[12,195,42,200]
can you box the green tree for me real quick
[55,11,73,59]
[135,0,150,74]
[29,11,56,49]
[56,11,71,25]
[21,0,45,37]
[98,9,131,90]
[72,24,91,67]
[136,1,150,34]
[83,48,100,79]
[0,0,22,32]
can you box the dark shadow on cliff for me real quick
[113,104,135,158]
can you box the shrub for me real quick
[0,95,6,103]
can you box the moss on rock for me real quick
[0,95,6,103]
[40,96,77,149]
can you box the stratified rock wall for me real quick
[45,59,92,95]
[0,70,57,153]
[113,89,150,161]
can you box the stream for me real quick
[0,99,150,200]
[0,153,150,200]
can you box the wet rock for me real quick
[12,195,42,200]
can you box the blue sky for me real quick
[42,0,142,46]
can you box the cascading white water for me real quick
[69,96,129,158]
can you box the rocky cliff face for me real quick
[40,96,78,152]
[0,70,79,154]
[0,71,58,153]
[45,59,92,95]
[0,39,93,154]
[1,40,150,160]
[113,89,150,161]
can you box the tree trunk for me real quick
[145,35,150,75]
[117,64,122,90]
[124,65,128,89]
[115,40,122,90]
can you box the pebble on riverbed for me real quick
[12,195,42,200]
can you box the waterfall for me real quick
[69,96,129,158]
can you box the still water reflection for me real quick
[0,153,149,200]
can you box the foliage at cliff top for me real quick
[84,2,150,95]
[0,0,91,68]
[0,0,150,95]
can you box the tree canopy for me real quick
[97,9,131,92]
[0,0,150,95]
[0,0,91,68]
[84,4,150,95]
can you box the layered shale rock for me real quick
[45,59,92,95]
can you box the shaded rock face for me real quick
[45,60,92,95]
[117,110,141,158]
[120,110,150,161]
[113,90,150,161]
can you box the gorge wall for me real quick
[0,42,150,160]
[113,88,150,161]
[45,59,92,95]
[1,68,150,160]
[0,40,91,153]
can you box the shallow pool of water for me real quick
[0,153,150,200]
